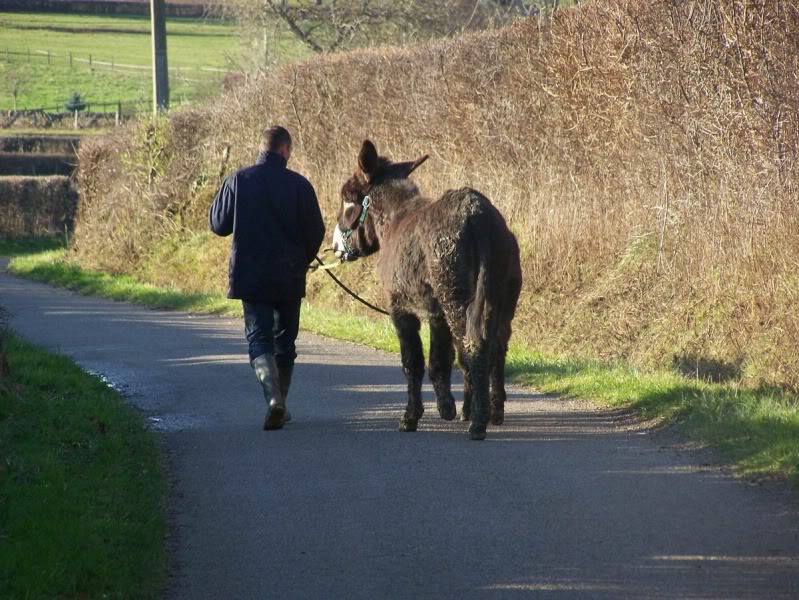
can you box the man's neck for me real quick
[255,151,288,167]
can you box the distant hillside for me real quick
[0,0,220,18]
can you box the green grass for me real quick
[0,12,311,111]
[0,13,238,68]
[0,12,238,110]
[6,243,799,485]
[9,248,236,313]
[0,334,166,598]
[1,61,155,111]
[0,235,67,257]
[505,351,799,483]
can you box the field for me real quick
[0,12,306,110]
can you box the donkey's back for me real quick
[420,187,519,339]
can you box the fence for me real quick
[3,46,229,116]
[2,47,227,82]
[0,0,214,18]
[2,105,148,129]
[13,100,148,113]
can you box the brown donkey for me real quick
[332,140,522,440]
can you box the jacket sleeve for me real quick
[300,180,326,264]
[209,175,235,237]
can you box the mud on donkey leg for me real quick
[393,312,425,432]
[428,317,457,421]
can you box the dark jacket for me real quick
[209,152,325,302]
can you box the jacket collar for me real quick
[255,150,288,168]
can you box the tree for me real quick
[217,0,528,63]
[6,71,31,113]
[65,92,87,113]
[11,78,21,112]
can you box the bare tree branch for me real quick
[218,0,542,60]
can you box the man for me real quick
[210,126,325,430]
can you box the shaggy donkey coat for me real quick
[333,140,522,440]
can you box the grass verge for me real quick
[0,235,67,257]
[0,333,165,598]
[6,245,799,485]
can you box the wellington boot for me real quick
[253,354,285,430]
[278,365,294,424]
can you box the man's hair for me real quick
[260,125,292,154]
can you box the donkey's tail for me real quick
[466,220,492,347]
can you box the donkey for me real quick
[332,140,522,440]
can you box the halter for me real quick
[338,194,371,261]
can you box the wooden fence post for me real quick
[69,51,73,69]
[5,48,8,63]
[74,110,78,130]
[47,50,50,65]
[89,54,92,69]
[116,101,121,126]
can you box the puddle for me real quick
[147,414,208,432]
[89,370,126,393]
[87,367,206,432]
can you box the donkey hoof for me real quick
[399,418,418,432]
[468,423,487,441]
[437,399,457,421]
[490,411,505,426]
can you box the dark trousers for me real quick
[243,299,302,368]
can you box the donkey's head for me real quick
[332,139,428,261]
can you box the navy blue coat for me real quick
[209,152,326,303]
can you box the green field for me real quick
[0,12,306,111]
[0,12,239,110]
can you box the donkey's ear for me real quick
[408,154,429,175]
[394,154,430,178]
[358,140,380,177]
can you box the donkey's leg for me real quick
[428,316,457,421]
[465,345,491,441]
[457,347,472,422]
[490,327,510,426]
[392,311,425,432]
[490,343,508,426]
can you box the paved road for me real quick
[2,266,799,599]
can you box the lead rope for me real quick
[313,255,390,317]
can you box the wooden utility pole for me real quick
[150,0,169,114]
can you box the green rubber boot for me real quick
[278,364,294,424]
[253,354,285,430]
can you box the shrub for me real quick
[0,176,78,237]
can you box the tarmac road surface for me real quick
[2,265,798,599]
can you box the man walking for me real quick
[210,126,325,430]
